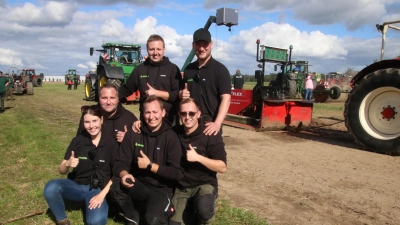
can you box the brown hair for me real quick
[179,98,200,111]
[147,34,165,49]
[80,105,103,133]
[143,95,164,112]
[98,81,119,98]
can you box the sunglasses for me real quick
[179,111,198,118]
[81,105,99,113]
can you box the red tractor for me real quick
[313,72,353,102]
[344,20,400,153]
[8,67,34,95]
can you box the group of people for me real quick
[0,71,14,113]
[67,76,79,90]
[44,28,231,225]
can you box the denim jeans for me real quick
[305,89,313,100]
[43,178,108,225]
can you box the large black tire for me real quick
[329,86,341,99]
[26,82,34,95]
[98,70,122,92]
[85,80,95,101]
[32,77,43,87]
[287,80,297,99]
[344,68,400,153]
[313,85,329,103]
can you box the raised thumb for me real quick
[71,151,75,158]
[184,83,188,90]
[124,125,128,132]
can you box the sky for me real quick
[0,0,400,76]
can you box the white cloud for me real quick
[5,2,78,27]
[0,48,23,67]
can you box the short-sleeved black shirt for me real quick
[182,57,231,120]
[64,134,119,186]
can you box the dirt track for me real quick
[218,99,400,225]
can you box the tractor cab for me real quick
[90,43,142,67]
[21,69,36,78]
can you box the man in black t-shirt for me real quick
[179,28,231,136]
[233,69,244,89]
[170,98,227,225]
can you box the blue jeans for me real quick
[305,89,313,100]
[43,179,109,225]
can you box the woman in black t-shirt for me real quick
[44,105,119,225]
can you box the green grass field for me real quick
[0,83,269,225]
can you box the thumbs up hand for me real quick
[67,151,79,168]
[180,83,190,99]
[145,83,157,96]
[116,125,128,143]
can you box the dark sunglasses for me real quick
[179,111,198,118]
[81,105,99,113]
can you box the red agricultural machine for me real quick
[343,20,400,153]
[224,40,313,130]
[8,67,34,95]
[312,72,353,102]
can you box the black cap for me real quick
[193,28,211,43]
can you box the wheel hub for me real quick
[381,105,396,121]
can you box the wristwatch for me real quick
[146,161,153,171]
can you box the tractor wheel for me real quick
[329,86,341,100]
[313,85,329,103]
[85,80,95,101]
[288,80,297,99]
[344,68,400,153]
[26,82,34,95]
[32,77,43,87]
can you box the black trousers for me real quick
[109,177,173,225]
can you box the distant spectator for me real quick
[5,73,14,101]
[232,69,244,89]
[0,71,10,112]
[304,73,314,101]
[67,78,73,90]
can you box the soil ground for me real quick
[219,96,400,225]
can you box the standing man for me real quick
[170,98,227,225]
[232,69,244,89]
[304,73,314,101]
[110,95,183,225]
[77,82,138,143]
[179,28,232,136]
[0,71,9,112]
[5,73,14,101]
[119,34,181,125]
[73,76,79,90]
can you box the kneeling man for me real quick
[170,98,227,225]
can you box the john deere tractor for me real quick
[86,42,142,101]
[258,43,318,100]
[64,69,80,85]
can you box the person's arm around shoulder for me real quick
[204,93,231,136]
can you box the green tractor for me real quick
[266,45,318,99]
[64,69,80,85]
[86,42,142,101]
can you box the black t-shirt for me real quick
[233,74,244,89]
[181,57,231,120]
[64,134,119,187]
[175,121,227,190]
